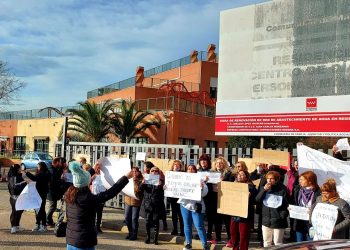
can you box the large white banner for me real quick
[297,144,350,203]
[98,157,137,199]
[164,171,201,201]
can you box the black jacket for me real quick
[8,168,27,196]
[140,183,166,219]
[48,166,64,201]
[26,171,51,198]
[66,176,129,248]
[256,182,289,228]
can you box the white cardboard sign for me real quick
[98,157,137,200]
[311,203,338,240]
[164,171,201,201]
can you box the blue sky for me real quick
[0,0,267,111]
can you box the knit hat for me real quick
[69,161,91,188]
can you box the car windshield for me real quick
[37,153,53,160]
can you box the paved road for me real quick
[0,181,264,250]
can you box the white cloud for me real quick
[0,0,267,111]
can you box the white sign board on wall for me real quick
[216,0,350,136]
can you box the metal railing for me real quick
[52,141,348,209]
[87,51,217,99]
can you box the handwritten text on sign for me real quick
[164,171,201,201]
[311,203,338,240]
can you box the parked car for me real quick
[270,240,350,250]
[21,152,53,169]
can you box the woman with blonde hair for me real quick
[292,171,320,242]
[208,156,234,245]
[310,178,350,239]
[168,160,184,236]
[233,161,248,176]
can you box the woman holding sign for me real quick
[65,161,132,250]
[255,170,289,247]
[140,166,165,245]
[179,164,210,250]
[208,156,235,245]
[291,171,320,242]
[228,170,257,250]
[310,178,350,239]
[168,160,185,236]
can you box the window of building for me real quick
[178,138,195,145]
[205,140,218,149]
[129,137,149,144]
[34,138,49,152]
[210,77,218,99]
[13,136,26,155]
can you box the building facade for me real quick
[0,44,228,155]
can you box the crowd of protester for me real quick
[7,149,350,250]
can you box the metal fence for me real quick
[53,141,348,209]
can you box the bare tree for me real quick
[0,61,25,105]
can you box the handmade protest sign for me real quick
[336,138,350,151]
[16,182,42,211]
[164,171,201,201]
[311,203,338,240]
[297,144,350,203]
[263,193,283,208]
[217,182,249,218]
[199,172,221,184]
[144,174,160,186]
[288,205,310,221]
[136,152,147,161]
[147,158,171,172]
[98,157,137,199]
[252,149,290,169]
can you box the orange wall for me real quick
[0,120,17,150]
[152,62,202,85]
[88,86,136,103]
[169,111,227,148]
[200,61,218,93]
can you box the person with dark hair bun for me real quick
[8,164,27,234]
[23,162,51,232]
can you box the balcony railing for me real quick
[87,51,217,99]
[0,96,215,121]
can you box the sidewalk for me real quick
[101,205,263,250]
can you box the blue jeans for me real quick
[180,205,207,248]
[124,204,141,237]
[295,230,312,242]
[295,220,312,242]
[67,244,95,250]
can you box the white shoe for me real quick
[10,227,17,234]
[16,226,25,232]
[38,225,47,232]
[32,225,40,231]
